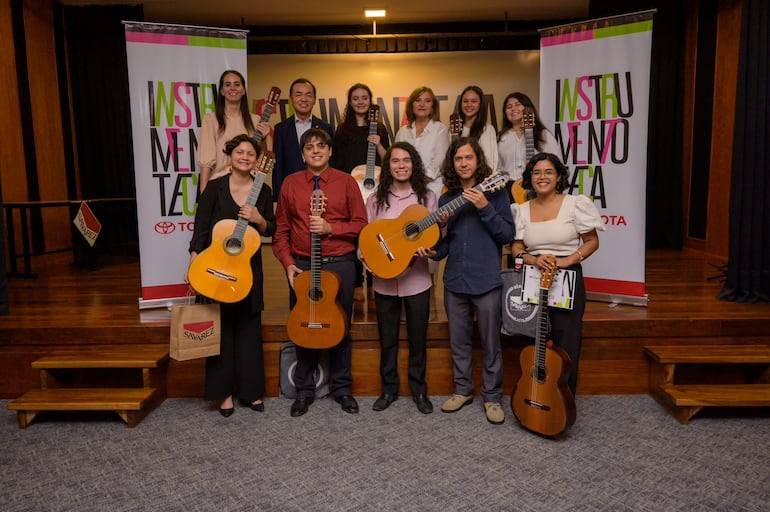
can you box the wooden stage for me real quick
[2,248,769,399]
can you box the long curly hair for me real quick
[497,92,550,147]
[521,153,570,193]
[373,142,430,213]
[455,85,489,140]
[214,70,255,137]
[440,137,492,194]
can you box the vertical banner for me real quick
[539,11,654,306]
[124,22,248,308]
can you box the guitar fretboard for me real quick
[534,287,550,381]
[364,120,378,181]
[524,128,536,160]
[231,171,267,241]
[405,181,488,237]
[253,105,275,146]
[309,232,322,300]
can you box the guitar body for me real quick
[359,204,440,279]
[287,269,347,349]
[351,163,381,203]
[511,343,576,437]
[188,219,260,303]
[511,179,528,204]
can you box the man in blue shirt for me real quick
[419,137,514,425]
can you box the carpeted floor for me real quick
[1,395,768,511]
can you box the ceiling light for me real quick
[365,9,386,18]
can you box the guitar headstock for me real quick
[521,107,535,131]
[310,189,326,217]
[539,256,557,290]
[368,105,380,124]
[266,86,281,108]
[449,113,462,137]
[256,150,275,174]
[479,172,508,193]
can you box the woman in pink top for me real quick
[362,142,436,414]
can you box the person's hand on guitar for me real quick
[416,246,438,260]
[462,187,489,210]
[534,254,558,272]
[308,215,330,235]
[286,264,303,289]
[239,205,267,232]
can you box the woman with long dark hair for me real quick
[455,85,498,171]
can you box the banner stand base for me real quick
[138,296,191,310]
[587,291,649,308]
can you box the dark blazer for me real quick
[272,115,335,201]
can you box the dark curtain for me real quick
[719,0,770,303]
[63,5,143,256]
[589,1,685,249]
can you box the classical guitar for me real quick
[360,172,507,280]
[287,189,347,349]
[188,151,275,303]
[511,107,536,204]
[212,86,280,179]
[350,105,382,203]
[511,256,576,437]
[449,112,462,141]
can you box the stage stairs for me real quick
[7,345,169,428]
[644,344,770,424]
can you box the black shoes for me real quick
[290,397,314,417]
[372,393,397,411]
[413,394,433,414]
[239,399,265,412]
[334,394,359,414]
[219,407,234,417]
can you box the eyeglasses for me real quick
[531,169,556,177]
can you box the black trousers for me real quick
[289,258,355,399]
[375,288,430,396]
[205,298,264,403]
[547,264,586,397]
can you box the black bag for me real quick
[501,269,538,338]
[279,341,330,398]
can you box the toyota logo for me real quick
[154,221,176,234]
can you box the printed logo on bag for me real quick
[183,321,216,342]
[504,283,537,324]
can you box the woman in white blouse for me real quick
[456,85,498,172]
[395,86,450,201]
[497,92,562,183]
[510,153,604,398]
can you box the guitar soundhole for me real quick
[403,223,419,239]
[309,287,324,302]
[224,238,243,255]
[532,367,547,383]
[363,178,376,190]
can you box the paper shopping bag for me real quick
[169,302,221,361]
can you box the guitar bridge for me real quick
[376,233,395,262]
[205,268,237,281]
[302,322,331,329]
[524,398,551,411]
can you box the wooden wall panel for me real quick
[24,0,70,251]
[706,0,742,259]
[0,0,27,202]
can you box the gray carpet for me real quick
[1,395,768,511]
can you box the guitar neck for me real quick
[252,104,275,145]
[231,171,267,240]
[415,182,486,232]
[534,287,550,371]
[309,232,322,299]
[364,121,378,179]
[524,128,536,161]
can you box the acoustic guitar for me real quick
[510,107,536,204]
[188,151,276,303]
[511,256,576,437]
[350,105,381,203]
[287,189,347,349]
[449,112,462,141]
[359,172,507,280]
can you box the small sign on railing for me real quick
[73,201,102,247]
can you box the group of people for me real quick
[186,70,604,426]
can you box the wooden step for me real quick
[31,345,169,369]
[7,388,157,428]
[643,344,770,364]
[660,384,770,407]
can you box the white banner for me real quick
[124,22,248,308]
[539,12,654,305]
